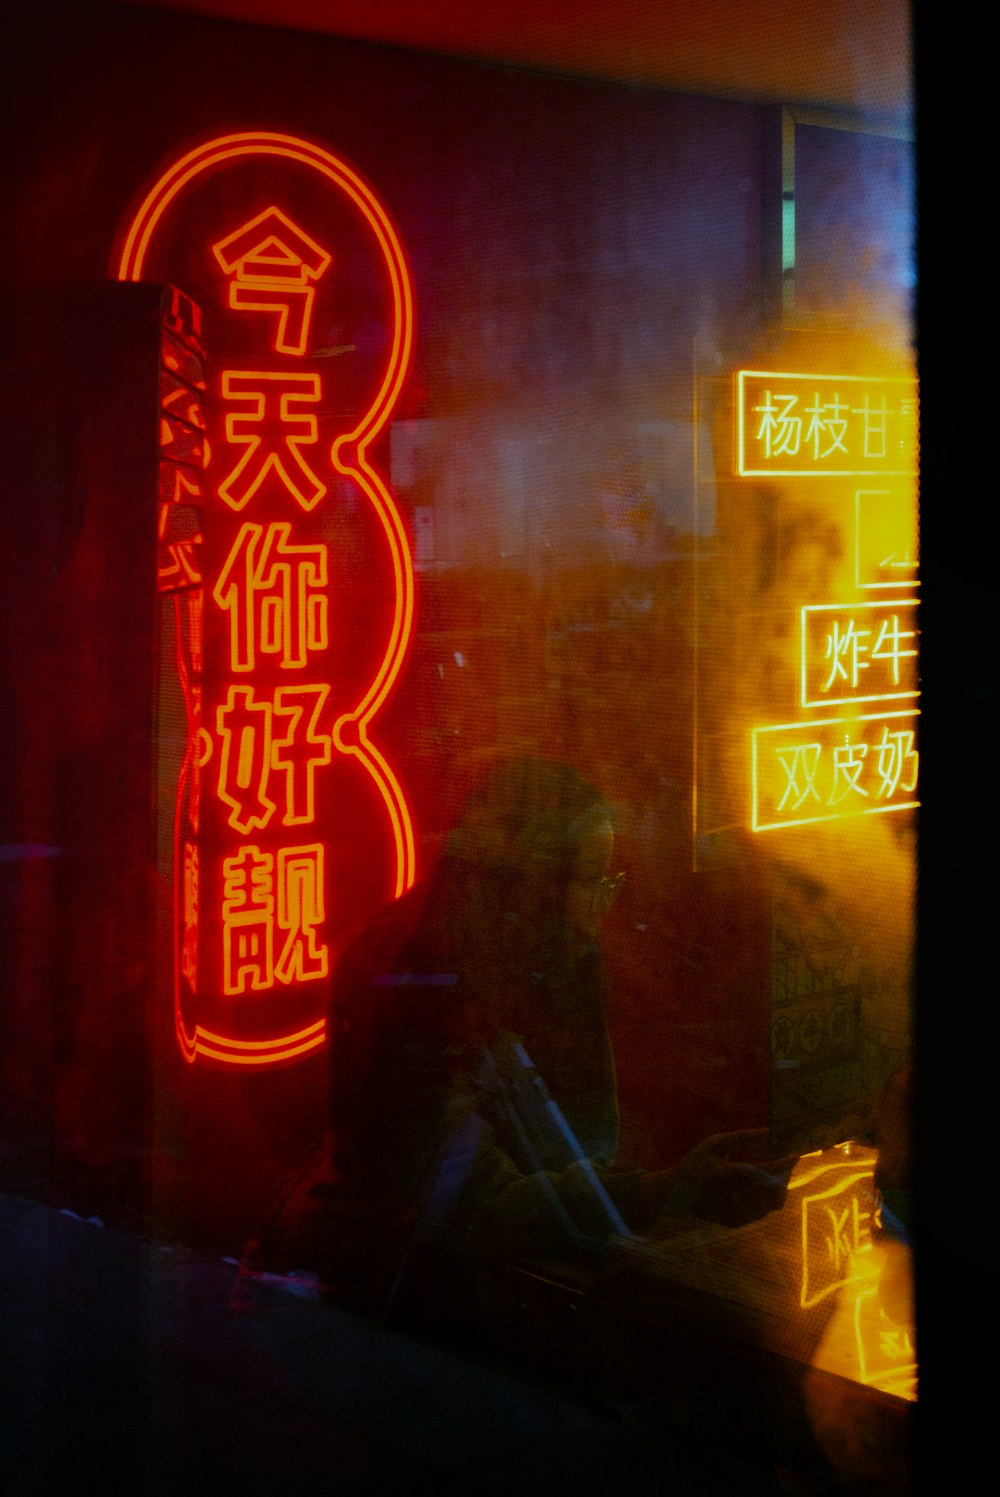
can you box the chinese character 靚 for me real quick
[221,843,329,993]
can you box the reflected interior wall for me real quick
[2,1,913,1241]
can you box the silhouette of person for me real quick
[244,757,793,1314]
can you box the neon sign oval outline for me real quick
[120,132,417,1065]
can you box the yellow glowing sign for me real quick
[751,710,918,831]
[792,1160,875,1309]
[854,488,919,591]
[737,371,918,477]
[851,1282,917,1399]
[800,601,918,707]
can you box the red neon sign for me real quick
[212,206,332,356]
[118,133,416,1066]
[218,371,328,511]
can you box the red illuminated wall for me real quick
[2,4,924,1231]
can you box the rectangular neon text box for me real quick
[751,709,919,831]
[855,488,919,590]
[800,600,919,708]
[737,371,918,478]
[797,1164,875,1309]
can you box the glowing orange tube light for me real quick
[120,133,416,1066]
[117,132,414,457]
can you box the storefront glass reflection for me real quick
[3,7,916,1489]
